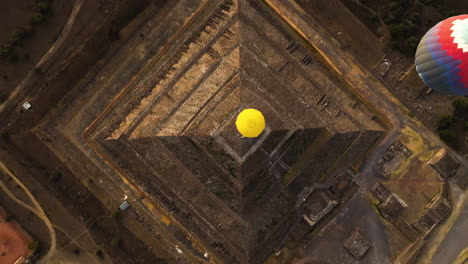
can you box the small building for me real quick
[378,193,407,219]
[413,212,436,235]
[119,200,130,211]
[14,256,28,264]
[22,102,31,110]
[302,191,337,226]
[428,149,460,179]
[344,229,371,260]
[412,195,451,235]
[376,140,412,179]
[328,170,354,198]
[428,195,451,221]
[370,182,391,203]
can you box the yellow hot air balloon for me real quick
[235,108,265,138]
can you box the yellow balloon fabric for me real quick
[235,108,265,138]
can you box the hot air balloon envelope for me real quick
[235,108,265,138]
[415,15,468,95]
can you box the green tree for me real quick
[439,129,456,145]
[452,97,468,115]
[405,36,420,52]
[437,115,453,130]
[390,23,406,39]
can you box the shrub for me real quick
[50,172,62,182]
[8,53,19,63]
[110,236,121,247]
[35,2,51,14]
[30,13,46,25]
[410,14,421,24]
[96,249,104,259]
[34,67,43,74]
[9,28,28,45]
[108,28,120,41]
[4,213,13,222]
[414,2,424,11]
[28,240,40,251]
[0,44,14,59]
[420,0,434,4]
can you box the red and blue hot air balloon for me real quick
[415,15,468,96]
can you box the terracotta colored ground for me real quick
[0,209,31,264]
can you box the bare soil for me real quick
[340,0,383,37]
[383,159,442,223]
[0,208,32,264]
[0,0,73,96]
[0,0,177,263]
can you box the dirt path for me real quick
[0,161,57,260]
[0,0,84,113]
[417,183,467,264]
[50,225,103,264]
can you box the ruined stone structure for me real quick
[39,0,386,262]
[83,1,385,262]
[344,229,371,260]
[378,193,408,219]
[412,195,451,235]
[428,149,461,179]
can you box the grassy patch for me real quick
[400,126,428,156]
[265,241,301,264]
[368,196,386,221]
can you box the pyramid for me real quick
[86,0,386,262]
